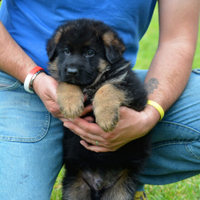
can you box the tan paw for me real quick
[95,105,120,132]
[57,82,84,119]
[93,83,125,132]
[58,96,84,119]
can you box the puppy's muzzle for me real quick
[66,67,79,77]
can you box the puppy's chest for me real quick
[82,78,111,101]
[81,71,121,100]
[82,87,97,102]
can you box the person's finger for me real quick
[59,117,71,123]
[80,133,104,145]
[80,140,113,153]
[80,104,93,117]
[64,120,87,136]
[82,116,94,123]
[64,120,104,142]
[69,117,104,137]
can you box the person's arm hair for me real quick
[145,0,200,112]
[0,21,66,121]
[0,21,37,82]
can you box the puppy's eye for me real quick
[64,48,71,55]
[85,49,95,57]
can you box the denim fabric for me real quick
[0,72,64,200]
[0,69,200,199]
[135,69,200,188]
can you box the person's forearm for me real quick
[0,21,36,83]
[146,0,200,113]
[145,40,196,112]
[0,21,64,119]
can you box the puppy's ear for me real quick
[46,28,63,61]
[102,31,125,64]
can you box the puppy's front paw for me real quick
[57,82,84,119]
[95,105,120,132]
[58,96,84,119]
[93,84,125,132]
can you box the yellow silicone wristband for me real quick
[147,100,165,121]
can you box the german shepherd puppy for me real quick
[47,19,150,200]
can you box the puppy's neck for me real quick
[87,64,111,88]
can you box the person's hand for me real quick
[64,105,160,152]
[32,72,67,122]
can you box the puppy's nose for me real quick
[66,67,79,77]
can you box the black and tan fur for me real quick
[47,19,151,200]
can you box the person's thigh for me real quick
[0,72,64,200]
[135,69,200,185]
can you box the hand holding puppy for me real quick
[64,104,160,152]
[32,72,68,122]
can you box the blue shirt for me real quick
[0,0,157,73]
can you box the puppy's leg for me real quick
[101,171,136,200]
[93,83,125,132]
[62,173,91,200]
[57,82,84,119]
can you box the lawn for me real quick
[135,5,200,70]
[51,4,200,200]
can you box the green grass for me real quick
[135,5,200,70]
[50,169,64,200]
[145,176,200,200]
[50,6,200,200]
[134,5,159,71]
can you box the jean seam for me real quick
[185,142,200,160]
[0,110,50,143]
[152,120,200,150]
[0,81,22,91]
[152,140,193,149]
[160,120,200,135]
[192,68,200,74]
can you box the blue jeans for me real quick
[135,69,200,190]
[0,72,64,200]
[0,69,200,199]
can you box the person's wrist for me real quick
[32,72,48,94]
[24,66,45,93]
[142,103,161,132]
[147,100,165,121]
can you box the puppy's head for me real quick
[47,19,125,86]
